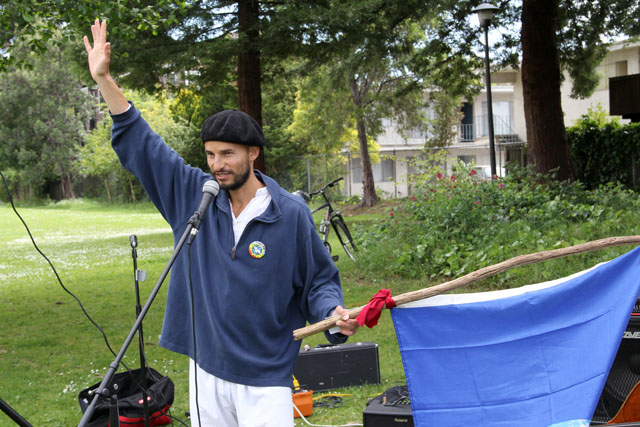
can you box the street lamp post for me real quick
[473,2,499,178]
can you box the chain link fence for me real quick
[269,149,448,200]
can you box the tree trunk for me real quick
[104,180,112,204]
[129,179,137,202]
[350,78,378,207]
[355,118,378,206]
[237,0,266,174]
[521,0,574,181]
[60,172,75,199]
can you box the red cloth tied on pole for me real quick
[356,289,396,328]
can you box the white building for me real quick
[344,39,640,198]
[561,39,640,126]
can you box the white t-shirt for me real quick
[229,186,272,245]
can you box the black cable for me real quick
[188,244,203,426]
[1,170,188,427]
[0,170,117,357]
[313,396,344,409]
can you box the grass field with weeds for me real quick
[2,178,640,426]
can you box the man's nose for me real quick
[210,156,223,171]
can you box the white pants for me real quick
[189,359,294,427]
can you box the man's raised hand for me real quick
[82,19,129,115]
[83,19,111,82]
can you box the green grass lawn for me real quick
[0,201,417,426]
[6,195,634,426]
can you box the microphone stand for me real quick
[78,213,204,427]
[0,397,32,427]
[130,235,150,427]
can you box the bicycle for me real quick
[295,177,357,262]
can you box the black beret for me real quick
[200,109,265,147]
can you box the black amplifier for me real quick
[293,341,380,391]
[591,299,640,424]
[363,385,413,427]
[630,298,640,327]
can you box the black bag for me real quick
[78,367,174,427]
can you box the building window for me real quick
[457,155,476,165]
[616,60,628,77]
[480,101,513,137]
[351,158,362,183]
[351,158,395,183]
[374,158,395,182]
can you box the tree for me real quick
[12,0,635,187]
[77,116,120,203]
[0,28,91,200]
[1,1,469,178]
[287,65,369,193]
[78,89,201,202]
[520,0,574,181]
[499,0,639,180]
[424,91,464,149]
[288,38,428,206]
[287,1,481,206]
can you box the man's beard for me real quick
[213,158,251,191]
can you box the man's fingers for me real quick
[83,35,91,53]
[336,319,359,336]
[91,19,99,44]
[334,305,349,319]
[100,19,107,44]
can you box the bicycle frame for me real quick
[311,192,334,249]
[308,177,356,261]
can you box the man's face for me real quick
[204,141,259,191]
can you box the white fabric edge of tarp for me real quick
[397,261,607,309]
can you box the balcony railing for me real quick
[457,115,520,143]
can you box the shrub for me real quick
[353,164,640,288]
[568,106,640,190]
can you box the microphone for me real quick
[188,180,220,244]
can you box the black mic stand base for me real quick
[78,222,195,427]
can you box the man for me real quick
[84,19,359,427]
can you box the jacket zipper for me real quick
[231,218,258,260]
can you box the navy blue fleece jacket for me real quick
[111,104,346,387]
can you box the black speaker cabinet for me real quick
[592,313,640,424]
[293,341,380,391]
[363,385,413,427]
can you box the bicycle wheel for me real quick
[330,213,357,261]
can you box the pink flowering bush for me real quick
[355,164,640,283]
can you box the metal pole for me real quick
[0,397,31,427]
[348,153,352,197]
[306,157,311,194]
[130,235,150,427]
[483,24,497,178]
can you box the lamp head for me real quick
[472,3,499,28]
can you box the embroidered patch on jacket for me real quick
[248,241,266,259]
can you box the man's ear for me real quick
[248,146,260,162]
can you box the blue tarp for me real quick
[392,247,640,427]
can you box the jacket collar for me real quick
[214,170,281,222]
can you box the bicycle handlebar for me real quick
[309,177,344,197]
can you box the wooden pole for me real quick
[293,235,640,341]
